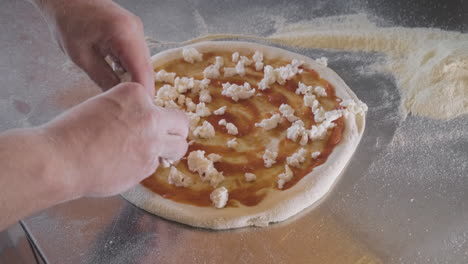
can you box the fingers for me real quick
[157,108,189,138]
[158,134,188,162]
[110,33,154,96]
[76,48,121,91]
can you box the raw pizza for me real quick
[122,41,367,229]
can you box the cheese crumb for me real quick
[221,82,256,101]
[168,166,192,187]
[296,82,314,95]
[182,47,203,64]
[315,57,328,67]
[340,99,368,116]
[314,86,327,97]
[225,123,238,135]
[207,153,222,162]
[257,65,276,90]
[255,113,282,130]
[186,112,200,128]
[311,151,321,159]
[274,59,304,85]
[210,187,229,209]
[232,52,240,62]
[277,165,293,189]
[156,84,178,101]
[244,173,257,182]
[199,89,212,103]
[174,77,195,93]
[185,98,197,112]
[203,56,224,79]
[227,138,237,148]
[218,119,227,126]
[253,51,264,71]
[287,120,309,145]
[196,102,211,117]
[187,150,224,187]
[213,106,226,115]
[279,104,300,122]
[192,79,211,94]
[193,121,215,139]
[235,60,246,76]
[286,148,307,168]
[155,69,176,83]
[263,149,278,168]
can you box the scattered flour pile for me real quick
[266,14,468,120]
[183,14,468,120]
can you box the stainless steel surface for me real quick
[1,0,467,263]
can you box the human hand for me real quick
[41,82,188,198]
[38,0,153,92]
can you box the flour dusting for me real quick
[180,14,468,120]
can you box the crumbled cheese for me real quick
[232,52,240,62]
[210,187,229,209]
[263,149,278,168]
[255,62,264,71]
[207,153,222,162]
[286,148,307,168]
[235,60,246,76]
[156,84,178,101]
[221,82,256,101]
[203,56,224,79]
[313,105,326,123]
[227,138,237,148]
[187,150,212,175]
[244,173,257,182]
[315,57,328,67]
[193,121,215,139]
[253,51,264,71]
[296,82,314,95]
[311,151,321,159]
[199,89,212,103]
[279,104,300,122]
[163,100,180,109]
[308,109,343,140]
[195,102,211,117]
[225,123,238,135]
[340,99,368,116]
[155,69,176,83]
[174,77,195,93]
[240,56,253,66]
[257,65,276,90]
[185,98,197,112]
[218,119,227,126]
[182,47,203,64]
[168,166,192,187]
[192,79,211,94]
[213,106,226,115]
[186,112,200,128]
[187,150,224,187]
[223,67,237,77]
[303,94,317,107]
[314,86,327,97]
[161,158,173,168]
[286,120,309,145]
[177,94,186,106]
[274,59,304,85]
[215,56,224,67]
[252,51,263,62]
[255,113,282,130]
[277,165,294,189]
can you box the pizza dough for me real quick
[122,41,366,229]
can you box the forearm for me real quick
[0,128,70,231]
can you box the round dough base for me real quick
[122,41,366,230]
